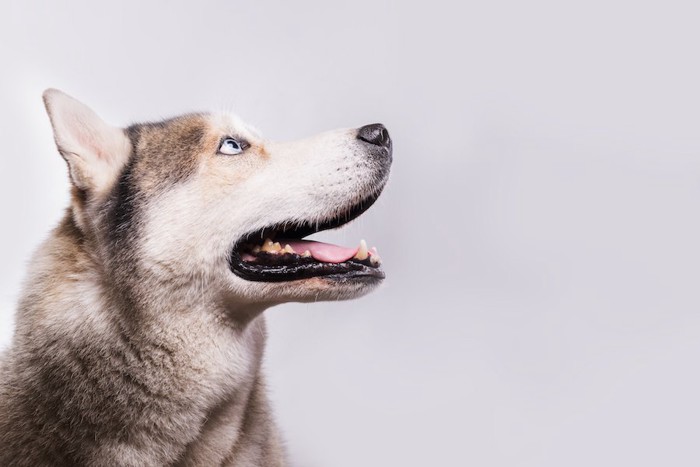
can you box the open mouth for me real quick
[229,192,385,282]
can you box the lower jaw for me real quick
[229,254,385,283]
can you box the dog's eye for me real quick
[219,138,246,155]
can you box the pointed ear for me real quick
[43,89,131,194]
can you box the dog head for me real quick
[43,90,392,310]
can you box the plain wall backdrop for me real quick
[2,1,700,465]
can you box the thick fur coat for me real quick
[0,90,391,466]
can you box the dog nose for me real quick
[357,124,391,150]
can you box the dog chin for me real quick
[228,274,384,306]
[294,275,384,302]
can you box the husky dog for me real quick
[0,90,392,466]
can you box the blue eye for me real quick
[219,138,244,155]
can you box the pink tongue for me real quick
[282,240,359,263]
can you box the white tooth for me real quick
[272,242,282,252]
[261,238,275,252]
[252,246,261,254]
[354,239,369,260]
[302,250,312,258]
[283,244,295,254]
[369,247,381,265]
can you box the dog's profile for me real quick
[0,90,392,466]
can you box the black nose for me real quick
[357,123,391,150]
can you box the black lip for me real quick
[231,256,385,282]
[229,190,385,282]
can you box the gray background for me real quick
[2,1,700,465]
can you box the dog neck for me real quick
[3,212,284,464]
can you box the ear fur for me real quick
[43,89,131,194]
